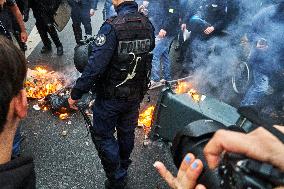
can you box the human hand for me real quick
[0,0,6,8]
[90,9,95,16]
[204,26,214,35]
[158,29,167,38]
[20,31,28,42]
[204,126,284,171]
[68,97,79,110]
[154,153,206,189]
[181,24,187,31]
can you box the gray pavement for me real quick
[21,1,176,189]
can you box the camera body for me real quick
[172,120,284,189]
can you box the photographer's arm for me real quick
[154,153,205,189]
[204,126,284,171]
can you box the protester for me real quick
[148,0,180,86]
[68,0,98,45]
[0,36,35,188]
[240,2,284,124]
[28,0,63,55]
[154,126,284,189]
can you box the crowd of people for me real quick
[0,0,283,189]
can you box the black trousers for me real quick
[32,10,62,47]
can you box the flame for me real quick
[175,81,201,102]
[138,106,155,135]
[175,81,192,94]
[188,89,201,102]
[25,67,64,99]
[59,113,69,120]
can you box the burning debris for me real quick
[25,67,65,99]
[173,81,202,102]
[138,106,155,136]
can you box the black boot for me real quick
[104,177,129,189]
[72,24,83,45]
[41,45,52,54]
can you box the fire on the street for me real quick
[138,106,155,135]
[25,66,71,120]
[25,67,64,99]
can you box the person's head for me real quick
[112,0,134,8]
[0,36,27,135]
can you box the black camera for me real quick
[171,120,284,189]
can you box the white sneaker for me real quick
[149,80,162,89]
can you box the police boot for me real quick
[104,177,129,189]
[72,24,83,45]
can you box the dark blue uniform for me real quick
[68,0,98,44]
[241,3,284,123]
[71,2,155,188]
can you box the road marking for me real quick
[25,25,41,58]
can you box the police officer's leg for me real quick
[70,1,83,44]
[151,39,166,82]
[91,99,122,185]
[81,6,92,36]
[116,100,140,172]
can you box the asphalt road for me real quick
[21,1,176,189]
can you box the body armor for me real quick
[97,12,155,99]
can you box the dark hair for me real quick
[0,36,27,133]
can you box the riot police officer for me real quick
[240,0,284,124]
[29,0,63,55]
[68,0,98,45]
[68,0,155,188]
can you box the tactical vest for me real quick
[97,12,155,100]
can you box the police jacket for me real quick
[0,157,36,188]
[148,0,180,36]
[68,0,98,10]
[71,1,155,100]
[249,3,284,80]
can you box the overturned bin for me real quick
[149,86,253,142]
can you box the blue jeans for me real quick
[241,71,270,107]
[12,127,21,156]
[90,98,140,183]
[69,1,92,35]
[151,37,173,82]
[103,0,116,21]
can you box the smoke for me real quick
[184,0,281,105]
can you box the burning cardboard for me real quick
[138,106,155,136]
[25,67,65,99]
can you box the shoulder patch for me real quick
[99,23,112,35]
[94,34,107,47]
